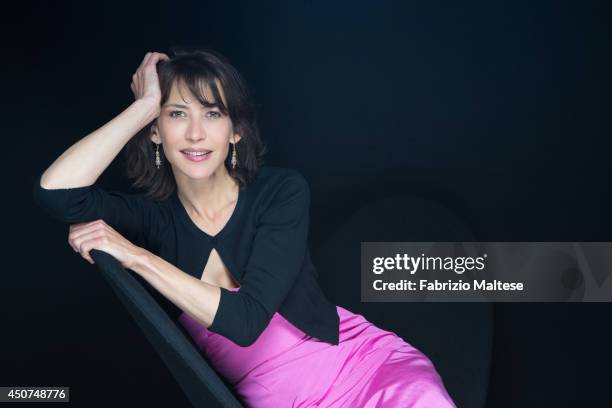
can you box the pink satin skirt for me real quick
[178,287,455,407]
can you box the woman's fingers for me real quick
[67,220,140,269]
[75,229,112,264]
[143,53,167,76]
[146,52,169,66]
[132,52,152,98]
[139,51,167,72]
[69,221,102,244]
[68,222,91,252]
[138,52,152,71]
[68,220,116,264]
[130,51,168,105]
[153,52,170,63]
[71,228,102,263]
[77,236,103,264]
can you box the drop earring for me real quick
[231,143,238,169]
[155,143,162,169]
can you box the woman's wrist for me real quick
[131,97,161,126]
[126,245,154,273]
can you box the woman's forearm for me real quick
[40,98,159,189]
[130,249,222,328]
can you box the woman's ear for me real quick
[150,124,162,144]
[232,133,242,145]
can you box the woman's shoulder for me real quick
[249,166,310,216]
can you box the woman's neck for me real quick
[176,169,239,220]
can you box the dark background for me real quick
[3,0,610,406]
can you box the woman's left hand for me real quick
[67,219,146,269]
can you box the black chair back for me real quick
[90,249,244,408]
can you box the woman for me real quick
[33,48,456,407]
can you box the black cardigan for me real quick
[32,165,340,347]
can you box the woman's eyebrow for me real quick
[164,103,218,109]
[164,103,190,109]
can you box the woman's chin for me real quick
[176,164,223,180]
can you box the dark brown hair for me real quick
[123,46,267,201]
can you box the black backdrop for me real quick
[3,0,611,407]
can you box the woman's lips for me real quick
[181,151,213,162]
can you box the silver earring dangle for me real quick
[231,143,238,169]
[155,144,162,169]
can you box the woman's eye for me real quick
[168,110,221,119]
[169,111,185,118]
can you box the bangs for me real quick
[161,63,230,115]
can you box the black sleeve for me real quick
[207,172,310,347]
[32,175,157,249]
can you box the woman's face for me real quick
[151,79,241,181]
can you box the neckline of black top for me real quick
[171,184,246,243]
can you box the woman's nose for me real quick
[186,121,207,141]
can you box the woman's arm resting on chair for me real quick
[129,249,222,330]
[68,218,222,329]
[68,219,149,266]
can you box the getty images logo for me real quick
[372,253,488,275]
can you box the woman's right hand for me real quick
[130,51,170,115]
